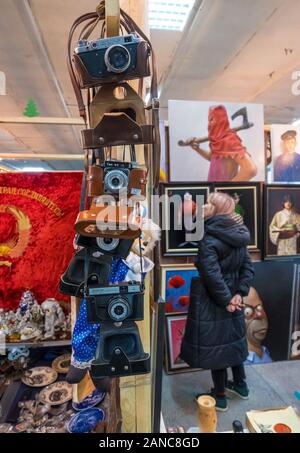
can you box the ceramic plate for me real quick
[51,354,71,374]
[67,408,105,433]
[72,389,105,411]
[39,381,73,406]
[21,366,58,387]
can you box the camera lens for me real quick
[104,169,129,193]
[104,45,131,73]
[108,297,131,322]
[96,237,119,252]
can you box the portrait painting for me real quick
[265,185,300,258]
[245,261,296,364]
[161,183,210,256]
[214,183,261,250]
[161,265,198,314]
[168,100,265,183]
[270,125,300,183]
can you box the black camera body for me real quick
[90,321,151,380]
[75,234,133,259]
[103,160,131,195]
[75,34,149,80]
[86,282,144,323]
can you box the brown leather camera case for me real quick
[87,164,147,199]
[74,202,142,239]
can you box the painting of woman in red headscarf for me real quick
[189,105,257,182]
[169,101,264,183]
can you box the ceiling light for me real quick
[149,0,195,31]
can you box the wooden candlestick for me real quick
[197,395,217,433]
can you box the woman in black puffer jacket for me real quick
[180,192,254,412]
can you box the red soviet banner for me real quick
[0,172,82,309]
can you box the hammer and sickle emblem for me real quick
[0,205,31,267]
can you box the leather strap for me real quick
[67,1,161,187]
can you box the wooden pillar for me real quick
[72,0,152,433]
[118,0,152,434]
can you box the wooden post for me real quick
[105,0,120,37]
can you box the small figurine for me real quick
[123,218,161,282]
[16,290,44,341]
[41,299,65,339]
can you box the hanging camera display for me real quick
[62,0,160,385]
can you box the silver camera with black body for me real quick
[75,33,149,78]
[86,282,145,323]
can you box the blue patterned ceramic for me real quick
[67,408,105,433]
[72,389,105,411]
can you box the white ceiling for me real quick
[158,0,300,124]
[0,0,300,170]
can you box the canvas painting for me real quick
[168,100,265,183]
[161,183,210,256]
[245,261,295,364]
[161,265,198,313]
[214,183,260,250]
[270,125,300,183]
[265,185,300,258]
[165,314,189,373]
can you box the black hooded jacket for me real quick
[180,215,254,370]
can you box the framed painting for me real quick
[270,125,300,184]
[265,185,300,258]
[161,264,198,314]
[168,100,265,183]
[164,313,192,374]
[160,183,211,256]
[245,260,296,364]
[214,182,261,251]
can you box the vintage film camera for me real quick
[90,321,150,381]
[74,34,151,87]
[87,160,147,199]
[86,281,144,323]
[75,234,134,259]
[59,249,112,297]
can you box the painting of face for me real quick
[265,186,300,258]
[168,100,265,183]
[247,261,295,363]
[271,125,300,183]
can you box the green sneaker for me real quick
[195,390,228,412]
[226,380,249,400]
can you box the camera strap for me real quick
[83,247,91,298]
[67,1,160,187]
